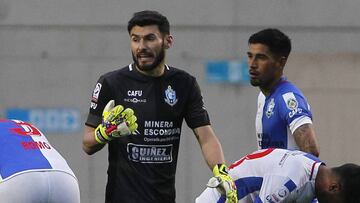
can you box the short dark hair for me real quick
[333,163,360,203]
[127,10,170,35]
[248,28,291,58]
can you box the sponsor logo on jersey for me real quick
[11,120,42,136]
[277,187,288,198]
[127,143,173,163]
[164,85,178,106]
[124,90,147,103]
[265,186,290,203]
[144,128,181,136]
[92,83,102,102]
[266,190,287,203]
[278,152,290,166]
[286,98,298,110]
[270,180,296,202]
[287,97,303,118]
[143,120,181,137]
[143,136,180,142]
[257,133,286,148]
[283,93,304,118]
[127,90,142,97]
[265,98,275,118]
[124,98,147,104]
[288,108,303,118]
[90,101,97,109]
[265,194,278,203]
[21,141,52,150]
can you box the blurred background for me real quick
[1,0,360,202]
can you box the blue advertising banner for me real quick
[206,59,250,84]
[6,108,81,133]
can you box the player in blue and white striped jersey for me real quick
[255,77,313,150]
[0,119,80,203]
[247,28,319,156]
[196,148,360,203]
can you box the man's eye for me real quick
[257,55,267,60]
[146,36,157,41]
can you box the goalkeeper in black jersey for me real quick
[82,10,237,203]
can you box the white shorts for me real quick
[0,170,80,203]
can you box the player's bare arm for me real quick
[193,125,225,169]
[82,125,106,155]
[293,123,319,157]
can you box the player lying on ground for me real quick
[196,148,360,203]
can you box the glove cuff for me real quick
[94,125,111,144]
[213,163,229,177]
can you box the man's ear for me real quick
[329,182,342,193]
[164,35,173,49]
[278,56,287,70]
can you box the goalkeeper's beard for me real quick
[132,45,166,72]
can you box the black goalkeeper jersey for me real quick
[85,64,210,203]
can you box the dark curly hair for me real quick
[127,10,170,35]
[333,163,360,203]
[248,28,291,58]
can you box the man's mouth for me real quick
[249,71,259,79]
[138,52,154,58]
[137,54,154,62]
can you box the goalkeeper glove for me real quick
[95,100,138,144]
[207,164,238,203]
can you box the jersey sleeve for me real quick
[278,92,313,134]
[85,76,113,128]
[184,77,211,129]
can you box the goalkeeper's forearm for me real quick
[82,126,106,155]
[194,125,225,169]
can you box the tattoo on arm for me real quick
[293,123,319,157]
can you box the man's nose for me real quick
[137,39,147,50]
[248,58,257,69]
